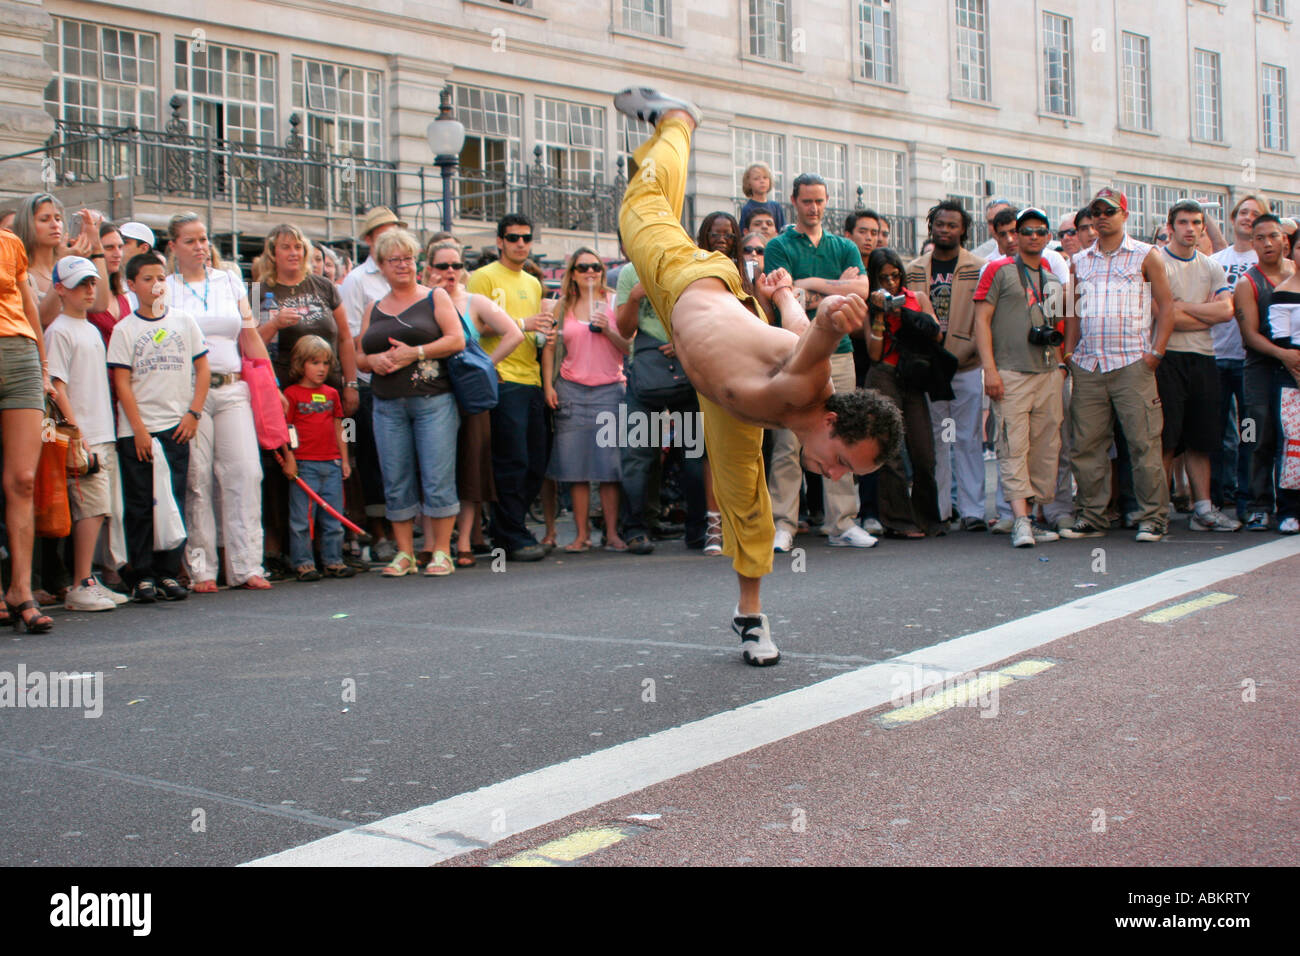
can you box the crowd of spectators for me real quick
[1,167,1298,630]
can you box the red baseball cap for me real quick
[1091,187,1128,214]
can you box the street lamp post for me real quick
[426,87,466,235]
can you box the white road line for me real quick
[244,537,1300,867]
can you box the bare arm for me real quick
[781,294,866,380]
[113,366,153,461]
[616,282,644,339]
[1176,290,1234,325]
[471,293,526,366]
[1144,249,1175,357]
[18,282,52,393]
[795,275,871,299]
[973,300,1002,401]
[1203,215,1228,254]
[757,269,809,334]
[353,302,376,373]
[1237,278,1300,373]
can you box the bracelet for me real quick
[417,345,426,361]
[344,381,358,389]
[89,253,105,259]
[1058,363,1068,370]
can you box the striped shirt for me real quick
[1071,233,1154,373]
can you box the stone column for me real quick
[0,0,55,200]
[386,54,453,244]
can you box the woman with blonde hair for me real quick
[165,212,274,590]
[355,229,465,576]
[542,248,632,551]
[424,237,524,566]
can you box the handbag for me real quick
[45,398,96,476]
[629,331,694,405]
[443,294,499,415]
[1280,386,1300,491]
[34,428,71,538]
[241,355,291,450]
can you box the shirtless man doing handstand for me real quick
[616,88,903,666]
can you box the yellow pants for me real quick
[619,117,773,578]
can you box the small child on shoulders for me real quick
[739,162,785,235]
[281,335,354,581]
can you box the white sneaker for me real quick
[1188,508,1242,532]
[90,579,129,606]
[613,87,702,128]
[773,528,794,553]
[1135,522,1164,542]
[828,525,878,548]
[860,517,884,535]
[66,582,116,612]
[1011,516,1036,548]
[1279,517,1300,534]
[991,517,1014,535]
[1032,522,1060,543]
[732,607,780,666]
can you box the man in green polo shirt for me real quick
[763,173,877,550]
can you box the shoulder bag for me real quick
[444,293,500,415]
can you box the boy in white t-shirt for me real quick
[107,254,210,604]
[47,256,128,612]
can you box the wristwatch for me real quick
[185,408,202,421]
[417,345,426,361]
[344,381,358,390]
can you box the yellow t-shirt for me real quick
[467,261,542,387]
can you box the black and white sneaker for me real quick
[1058,519,1106,539]
[157,577,189,601]
[132,579,158,604]
[732,606,780,667]
[613,87,702,128]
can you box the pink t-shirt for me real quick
[559,292,626,387]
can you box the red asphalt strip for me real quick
[445,554,1300,866]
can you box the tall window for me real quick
[954,0,989,101]
[991,165,1034,209]
[1259,1,1286,16]
[291,58,382,160]
[1038,172,1080,232]
[174,39,277,146]
[793,137,847,210]
[617,112,655,177]
[534,97,606,183]
[1116,180,1149,237]
[1262,65,1288,151]
[748,0,792,61]
[455,84,522,178]
[1193,49,1222,142]
[623,0,669,37]
[1120,32,1152,131]
[733,127,786,199]
[854,146,905,219]
[948,159,986,243]
[43,17,158,130]
[1042,12,1075,116]
[857,0,895,84]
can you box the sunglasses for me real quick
[1090,205,1121,218]
[743,245,765,255]
[1019,227,1050,238]
[1058,228,1077,238]
[574,262,604,273]
[503,233,533,243]
[430,261,464,270]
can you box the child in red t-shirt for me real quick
[282,335,354,581]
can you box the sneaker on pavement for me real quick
[732,607,780,666]
[1032,521,1061,543]
[828,525,878,548]
[1135,522,1164,542]
[773,528,794,553]
[960,516,988,532]
[1188,508,1242,532]
[991,517,1014,534]
[860,517,885,535]
[614,87,702,128]
[90,578,129,606]
[372,539,397,563]
[1279,517,1300,535]
[508,544,546,562]
[1245,511,1270,532]
[132,580,158,604]
[66,581,116,612]
[1011,516,1036,548]
[157,577,190,600]
[1059,519,1106,539]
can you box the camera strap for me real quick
[1013,256,1055,365]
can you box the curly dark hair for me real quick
[825,388,904,469]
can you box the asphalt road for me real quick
[0,516,1275,866]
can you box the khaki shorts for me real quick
[68,441,116,521]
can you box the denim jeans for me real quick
[1212,359,1250,515]
[618,388,705,542]
[289,459,344,568]
[372,392,460,521]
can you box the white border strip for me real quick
[245,537,1299,866]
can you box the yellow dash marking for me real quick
[492,826,633,867]
[877,672,1012,726]
[998,659,1056,679]
[1140,592,1237,624]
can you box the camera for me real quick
[880,293,907,312]
[1028,324,1064,347]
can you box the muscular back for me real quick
[671,278,830,427]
